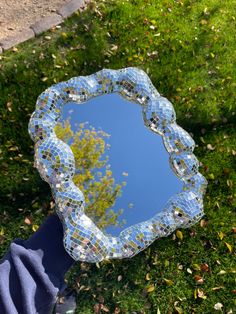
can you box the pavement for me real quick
[0,0,89,53]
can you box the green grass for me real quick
[0,0,235,313]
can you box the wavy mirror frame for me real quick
[28,67,207,262]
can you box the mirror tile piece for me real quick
[28,67,207,262]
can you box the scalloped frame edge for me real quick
[28,67,207,262]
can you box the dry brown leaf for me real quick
[200,219,208,227]
[197,288,207,299]
[194,275,204,284]
[200,263,210,273]
[24,217,32,225]
[101,304,109,312]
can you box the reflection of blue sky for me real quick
[60,93,182,236]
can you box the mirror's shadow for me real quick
[55,93,182,236]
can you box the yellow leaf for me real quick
[0,228,4,236]
[218,231,225,240]
[146,273,151,281]
[192,264,201,271]
[225,242,232,253]
[61,32,68,38]
[176,230,183,241]
[208,173,215,180]
[147,284,155,292]
[164,278,174,286]
[175,307,183,314]
[200,19,208,25]
[32,224,39,232]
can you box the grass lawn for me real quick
[0,0,235,313]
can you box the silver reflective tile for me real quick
[28,67,207,262]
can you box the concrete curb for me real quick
[0,29,35,51]
[30,14,63,36]
[58,0,85,18]
[0,0,88,53]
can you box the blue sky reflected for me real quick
[60,93,182,236]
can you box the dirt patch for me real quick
[0,0,69,40]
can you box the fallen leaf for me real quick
[200,19,208,25]
[101,304,109,312]
[6,102,12,112]
[117,275,122,282]
[214,303,223,311]
[114,307,120,314]
[24,217,32,225]
[176,230,183,241]
[207,144,215,150]
[192,264,201,271]
[200,263,210,273]
[61,32,67,38]
[200,219,208,227]
[212,286,224,291]
[194,275,204,284]
[218,231,225,240]
[32,224,39,232]
[146,284,155,292]
[163,278,174,286]
[94,303,101,314]
[208,173,215,180]
[146,273,151,281]
[197,288,207,299]
[225,242,233,253]
[174,307,183,314]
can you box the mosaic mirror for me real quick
[28,67,207,262]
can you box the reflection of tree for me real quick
[54,118,126,230]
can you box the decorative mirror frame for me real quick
[28,67,207,262]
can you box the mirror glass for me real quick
[55,93,182,236]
